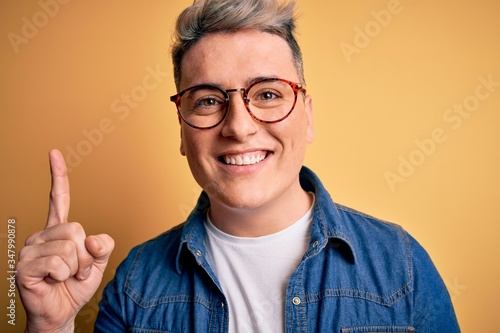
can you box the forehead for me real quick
[179,30,298,89]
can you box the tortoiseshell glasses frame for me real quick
[170,78,306,130]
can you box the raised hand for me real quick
[16,149,115,333]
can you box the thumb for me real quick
[85,234,115,272]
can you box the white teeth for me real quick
[223,153,267,166]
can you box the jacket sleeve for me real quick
[409,234,461,332]
[94,248,137,332]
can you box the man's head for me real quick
[171,0,305,89]
[170,0,314,229]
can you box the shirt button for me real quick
[292,297,301,306]
[312,240,319,248]
[218,302,225,309]
[195,250,202,257]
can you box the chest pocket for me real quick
[341,326,415,333]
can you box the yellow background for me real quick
[1,0,499,331]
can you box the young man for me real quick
[17,0,460,332]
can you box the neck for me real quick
[208,181,313,237]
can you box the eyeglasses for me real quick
[170,78,305,130]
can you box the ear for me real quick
[304,94,314,144]
[180,125,186,156]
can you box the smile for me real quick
[220,152,269,166]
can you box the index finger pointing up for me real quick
[46,149,70,227]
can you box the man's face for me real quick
[178,30,314,212]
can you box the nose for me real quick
[220,90,258,140]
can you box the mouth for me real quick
[219,151,270,166]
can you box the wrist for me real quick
[25,319,75,333]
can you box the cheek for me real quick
[181,128,211,165]
[281,113,310,150]
[181,125,197,153]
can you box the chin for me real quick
[207,183,271,211]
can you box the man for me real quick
[17,0,460,331]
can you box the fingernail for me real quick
[89,235,104,254]
[94,236,104,253]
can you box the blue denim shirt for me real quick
[95,167,460,332]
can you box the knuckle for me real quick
[15,270,32,290]
[66,222,85,236]
[50,187,69,200]
[17,246,30,261]
[45,255,64,269]
[25,230,43,245]
[14,260,26,276]
[58,240,77,257]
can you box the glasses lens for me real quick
[247,80,296,122]
[178,86,227,128]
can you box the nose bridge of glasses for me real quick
[225,88,249,105]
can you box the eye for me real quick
[191,95,226,116]
[196,97,222,107]
[256,90,280,101]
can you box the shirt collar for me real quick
[299,166,357,263]
[176,166,357,273]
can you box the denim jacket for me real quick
[95,167,460,332]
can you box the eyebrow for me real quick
[246,75,280,87]
[186,75,281,91]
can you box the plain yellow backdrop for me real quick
[1,0,499,331]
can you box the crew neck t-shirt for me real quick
[204,201,314,333]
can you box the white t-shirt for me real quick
[204,202,313,333]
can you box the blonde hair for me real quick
[171,0,304,89]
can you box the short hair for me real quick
[171,0,305,89]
